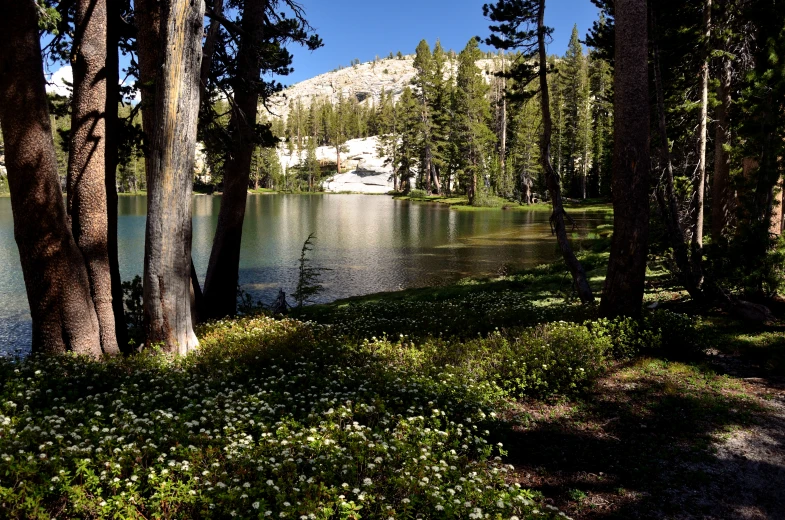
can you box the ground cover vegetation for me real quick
[3,250,784,518]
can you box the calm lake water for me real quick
[0,194,609,355]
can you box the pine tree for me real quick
[507,79,542,203]
[0,0,105,355]
[561,25,591,198]
[600,0,651,318]
[305,136,321,191]
[453,38,496,205]
[488,51,514,198]
[484,0,594,303]
[549,55,566,184]
[394,88,421,193]
[413,40,436,192]
[588,51,613,196]
[429,40,452,194]
[376,89,401,191]
[329,93,349,172]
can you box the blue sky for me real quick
[46,0,600,96]
[280,0,601,85]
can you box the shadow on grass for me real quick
[701,317,785,377]
[490,359,785,519]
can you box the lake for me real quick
[0,194,609,355]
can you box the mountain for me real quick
[266,54,501,122]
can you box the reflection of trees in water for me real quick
[0,194,608,348]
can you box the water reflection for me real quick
[0,194,608,354]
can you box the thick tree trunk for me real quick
[202,0,264,319]
[601,0,650,318]
[0,0,103,356]
[692,0,712,255]
[712,52,734,241]
[105,0,128,351]
[68,0,120,355]
[536,0,594,304]
[136,0,203,355]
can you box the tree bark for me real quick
[600,0,650,318]
[692,0,712,256]
[535,0,594,304]
[105,0,128,351]
[712,50,734,241]
[68,0,120,355]
[188,0,222,324]
[770,177,784,236]
[202,0,265,319]
[136,0,203,355]
[0,0,103,356]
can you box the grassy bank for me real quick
[1,256,783,518]
[392,193,614,214]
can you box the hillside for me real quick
[266,53,504,193]
[267,54,501,122]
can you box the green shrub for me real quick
[363,321,612,398]
[408,188,428,199]
[588,310,703,360]
[644,309,704,357]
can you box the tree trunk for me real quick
[105,0,128,351]
[712,50,734,241]
[424,143,432,193]
[202,0,265,320]
[536,0,594,304]
[68,0,120,355]
[136,0,203,355]
[0,0,103,356]
[187,0,222,325]
[770,177,784,236]
[600,0,650,318]
[652,8,703,301]
[692,0,712,256]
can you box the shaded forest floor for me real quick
[301,255,785,519]
[501,355,785,519]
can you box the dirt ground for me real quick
[496,355,785,519]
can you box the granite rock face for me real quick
[279,136,416,193]
[267,55,500,121]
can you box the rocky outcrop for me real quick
[278,136,416,193]
[267,55,501,121]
